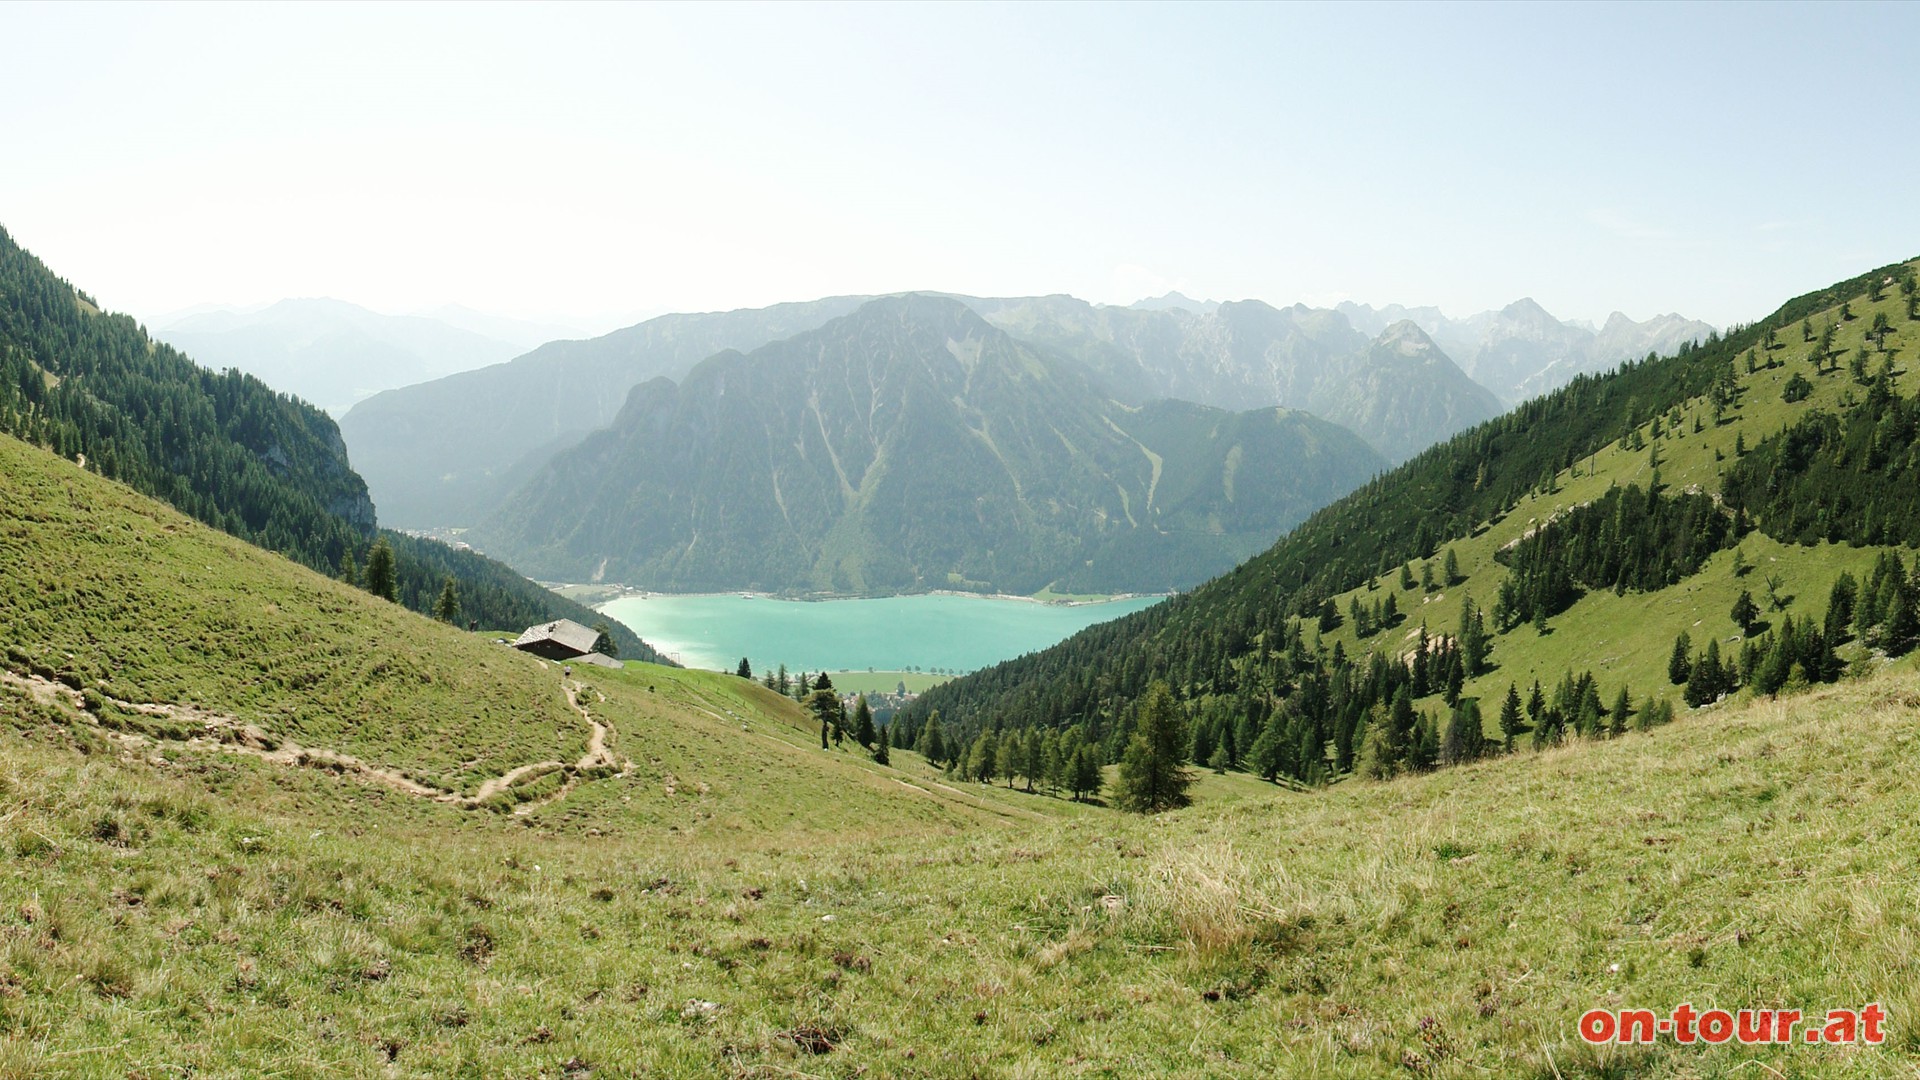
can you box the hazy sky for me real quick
[4,2,1916,332]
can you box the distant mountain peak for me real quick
[1130,291,1217,315]
[1499,296,1558,324]
[1376,319,1443,357]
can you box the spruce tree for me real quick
[1073,746,1103,802]
[874,723,891,765]
[1498,683,1523,750]
[338,549,359,588]
[364,536,398,602]
[1023,731,1045,792]
[432,576,460,624]
[853,695,875,749]
[591,621,617,658]
[1440,700,1485,765]
[1458,595,1490,676]
[735,657,752,680]
[1114,681,1193,813]
[1609,686,1631,736]
[1386,687,1416,766]
[1411,712,1439,771]
[1825,573,1858,644]
[1731,590,1759,636]
[1668,631,1692,684]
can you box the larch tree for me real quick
[919,711,947,768]
[1114,681,1193,814]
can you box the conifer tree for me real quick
[919,711,947,768]
[1668,631,1692,684]
[1115,681,1192,813]
[1412,712,1439,771]
[1038,730,1062,793]
[432,576,460,624]
[592,621,617,657]
[1458,594,1490,676]
[853,694,875,749]
[1073,745,1103,802]
[1385,687,1416,766]
[735,657,752,680]
[1825,573,1858,644]
[364,536,398,602]
[1440,700,1485,765]
[1023,731,1045,792]
[1731,590,1759,636]
[1498,683,1524,750]
[874,723,890,765]
[338,549,359,588]
[1609,686,1631,736]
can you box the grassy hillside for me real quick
[905,259,1920,772]
[5,616,1919,1075]
[7,420,1920,1074]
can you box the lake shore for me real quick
[593,591,1165,674]
[550,582,1166,609]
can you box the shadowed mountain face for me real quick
[465,295,1387,595]
[1338,297,1715,404]
[338,296,875,529]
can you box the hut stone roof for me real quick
[512,619,601,658]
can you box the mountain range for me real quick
[154,299,575,416]
[340,289,1709,544]
[1338,297,1715,404]
[466,295,1388,595]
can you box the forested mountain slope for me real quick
[467,295,1387,595]
[900,258,1920,784]
[0,226,663,661]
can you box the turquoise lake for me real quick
[598,593,1162,673]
